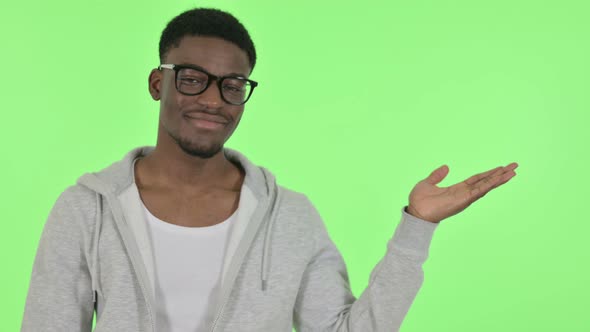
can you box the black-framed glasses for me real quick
[158,64,258,105]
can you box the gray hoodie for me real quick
[22,146,438,332]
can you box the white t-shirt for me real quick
[143,203,235,332]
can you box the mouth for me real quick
[183,113,228,130]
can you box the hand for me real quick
[406,163,518,223]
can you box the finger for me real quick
[489,166,518,190]
[424,165,449,185]
[470,168,517,199]
[464,166,503,186]
[505,162,519,171]
[467,162,519,187]
[472,163,518,187]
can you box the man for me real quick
[22,8,518,332]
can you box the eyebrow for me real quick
[177,63,248,79]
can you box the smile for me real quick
[183,114,227,130]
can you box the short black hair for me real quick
[159,8,257,70]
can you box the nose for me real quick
[196,80,224,109]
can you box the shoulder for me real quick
[57,184,97,206]
[46,184,99,237]
[276,186,327,235]
[277,186,319,217]
[54,184,97,214]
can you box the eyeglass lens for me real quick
[176,67,252,105]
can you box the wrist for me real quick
[406,205,440,224]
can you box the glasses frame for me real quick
[158,63,258,106]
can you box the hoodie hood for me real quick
[79,147,278,197]
[76,146,282,331]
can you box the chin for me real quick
[177,138,223,159]
[163,123,226,159]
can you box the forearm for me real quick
[294,206,438,332]
[341,208,438,331]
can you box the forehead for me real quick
[165,36,251,76]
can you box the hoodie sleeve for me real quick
[21,188,95,332]
[293,201,438,332]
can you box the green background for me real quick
[1,0,588,330]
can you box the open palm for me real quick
[407,163,519,223]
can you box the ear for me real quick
[148,69,162,101]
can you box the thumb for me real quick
[424,165,449,185]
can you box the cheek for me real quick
[230,108,245,123]
[162,96,179,113]
[227,109,245,134]
[159,100,184,135]
[160,91,185,123]
[160,98,175,122]
[159,79,183,114]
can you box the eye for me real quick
[222,78,247,93]
[177,68,208,86]
[179,77,205,85]
[223,84,244,93]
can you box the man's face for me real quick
[149,36,252,158]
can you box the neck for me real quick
[136,138,239,192]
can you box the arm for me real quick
[21,189,94,332]
[294,162,518,331]
[293,204,437,332]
